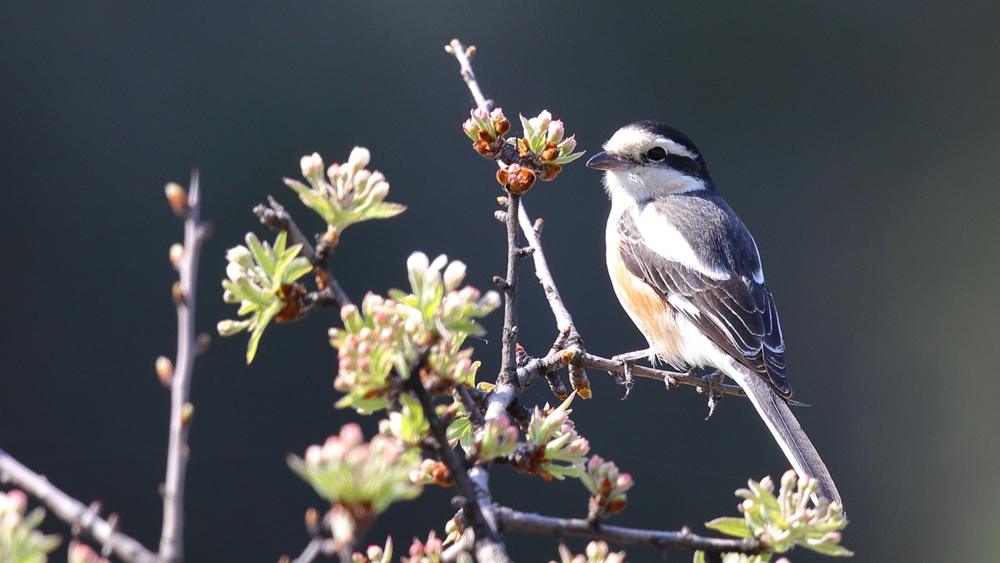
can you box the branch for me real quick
[493,505,766,557]
[407,363,511,563]
[445,39,491,113]
[254,196,353,311]
[572,352,749,399]
[288,537,338,563]
[0,448,158,563]
[516,210,574,332]
[160,170,211,562]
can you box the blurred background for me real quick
[2,2,998,561]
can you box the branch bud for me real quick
[164,183,189,216]
[155,356,174,387]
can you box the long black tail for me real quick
[730,366,843,507]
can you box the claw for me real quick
[611,348,653,400]
[703,369,725,420]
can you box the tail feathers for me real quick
[730,367,843,507]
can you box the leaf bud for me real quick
[155,356,174,387]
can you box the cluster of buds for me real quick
[517,393,590,480]
[706,470,851,558]
[333,295,408,413]
[553,541,626,563]
[352,537,393,563]
[285,148,405,247]
[580,455,633,519]
[463,107,509,158]
[409,458,452,487]
[218,231,313,363]
[402,530,444,563]
[472,414,519,462]
[517,110,583,179]
[330,253,499,413]
[0,489,60,561]
[463,108,584,195]
[495,163,535,196]
[288,424,422,539]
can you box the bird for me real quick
[586,120,842,506]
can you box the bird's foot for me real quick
[611,348,654,400]
[702,369,725,420]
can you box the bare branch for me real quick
[289,537,337,563]
[160,170,210,562]
[255,196,315,259]
[517,208,575,332]
[445,39,491,113]
[497,194,522,386]
[571,352,750,399]
[0,448,158,563]
[493,505,766,557]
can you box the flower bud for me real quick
[225,261,245,282]
[480,291,501,312]
[348,146,371,169]
[547,120,565,144]
[300,152,324,178]
[407,251,429,278]
[368,180,389,202]
[217,319,250,336]
[443,260,467,292]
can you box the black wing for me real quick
[617,208,791,398]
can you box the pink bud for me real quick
[547,120,565,144]
[340,423,364,446]
[304,445,323,465]
[340,304,358,321]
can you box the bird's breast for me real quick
[606,218,685,364]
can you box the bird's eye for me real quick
[645,147,668,162]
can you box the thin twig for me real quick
[445,39,491,113]
[498,194,521,385]
[493,505,766,557]
[516,210,575,333]
[290,537,336,563]
[255,196,315,258]
[407,363,511,563]
[160,170,209,562]
[571,352,750,399]
[0,448,158,562]
[254,197,353,310]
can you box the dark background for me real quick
[2,3,998,562]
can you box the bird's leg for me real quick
[611,348,655,400]
[702,369,725,420]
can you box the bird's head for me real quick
[587,121,713,202]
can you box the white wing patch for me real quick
[667,293,701,317]
[633,205,730,281]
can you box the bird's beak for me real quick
[586,151,631,171]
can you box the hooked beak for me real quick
[586,151,632,171]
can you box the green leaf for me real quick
[246,300,282,364]
[705,517,754,538]
[363,203,407,219]
[284,257,313,284]
[803,542,854,557]
[244,232,267,268]
[693,551,705,563]
[553,151,586,165]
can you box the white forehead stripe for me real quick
[602,126,695,160]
